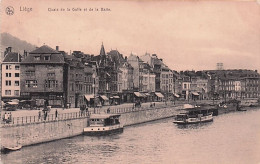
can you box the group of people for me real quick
[38,109,58,121]
[80,105,88,116]
[2,112,12,123]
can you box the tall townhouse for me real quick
[20,45,65,107]
[118,62,134,103]
[1,47,22,101]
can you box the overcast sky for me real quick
[1,0,260,71]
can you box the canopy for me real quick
[155,92,164,98]
[192,92,199,96]
[113,96,120,99]
[84,94,94,101]
[134,92,143,97]
[173,93,180,98]
[141,93,147,97]
[100,95,109,101]
[7,101,18,105]
[145,93,150,96]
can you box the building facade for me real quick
[20,45,65,107]
[1,47,22,101]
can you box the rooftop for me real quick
[3,52,22,62]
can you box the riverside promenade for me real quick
[1,100,217,126]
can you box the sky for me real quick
[1,0,260,71]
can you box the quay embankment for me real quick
[0,102,182,148]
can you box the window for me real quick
[14,90,19,96]
[5,80,11,86]
[25,80,38,88]
[47,73,55,77]
[69,83,74,91]
[15,81,20,86]
[34,56,40,61]
[5,90,11,95]
[25,71,35,76]
[45,80,58,88]
[44,56,50,61]
[5,65,11,70]
[15,65,20,70]
[5,73,11,77]
[15,73,19,77]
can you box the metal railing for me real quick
[2,111,90,126]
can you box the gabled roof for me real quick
[3,52,22,62]
[30,45,60,54]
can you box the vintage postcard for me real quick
[1,0,260,164]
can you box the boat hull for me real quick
[83,127,124,136]
[1,145,22,153]
[173,118,213,125]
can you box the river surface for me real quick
[1,108,260,164]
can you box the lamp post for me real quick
[92,73,96,114]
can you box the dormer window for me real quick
[34,56,40,61]
[44,56,50,61]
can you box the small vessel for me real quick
[237,108,247,112]
[173,108,213,125]
[1,145,22,153]
[83,114,123,135]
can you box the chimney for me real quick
[255,70,258,73]
[24,50,28,58]
[56,46,59,51]
[125,56,127,60]
[8,47,12,52]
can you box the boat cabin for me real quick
[88,114,121,127]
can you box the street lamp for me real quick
[92,73,96,114]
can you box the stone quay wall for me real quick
[1,106,181,148]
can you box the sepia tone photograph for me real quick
[0,0,260,163]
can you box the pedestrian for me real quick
[55,109,58,119]
[44,111,47,121]
[3,112,7,121]
[86,107,89,116]
[38,110,41,120]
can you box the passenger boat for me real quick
[83,114,123,135]
[173,107,213,125]
[1,145,22,153]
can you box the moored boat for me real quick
[1,145,22,153]
[173,107,213,125]
[83,114,123,136]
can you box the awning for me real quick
[145,93,150,96]
[84,94,94,101]
[192,92,199,96]
[141,93,147,97]
[134,92,143,97]
[7,101,18,105]
[173,93,180,98]
[113,96,120,99]
[155,92,164,98]
[100,95,109,101]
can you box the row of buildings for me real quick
[1,45,260,108]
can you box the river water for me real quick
[1,108,260,164]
